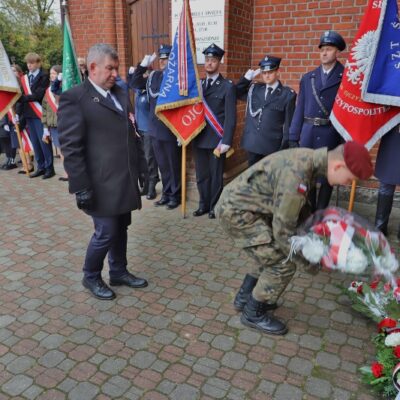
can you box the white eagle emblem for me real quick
[345,30,377,87]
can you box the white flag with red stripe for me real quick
[0,39,21,119]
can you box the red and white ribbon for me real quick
[21,75,43,119]
[45,87,58,114]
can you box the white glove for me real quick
[177,139,182,147]
[43,127,50,137]
[57,73,63,81]
[128,66,135,75]
[3,124,10,132]
[12,114,19,124]
[244,68,260,81]
[140,55,151,67]
[218,144,230,154]
[149,52,157,64]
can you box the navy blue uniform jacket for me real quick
[289,62,344,150]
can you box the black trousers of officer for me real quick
[193,147,225,212]
[83,213,131,281]
[247,152,265,167]
[138,131,160,185]
[152,139,181,202]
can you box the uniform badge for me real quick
[264,56,269,61]
[93,97,100,103]
[297,183,307,194]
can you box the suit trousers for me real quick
[27,117,53,170]
[247,152,264,167]
[141,132,159,184]
[193,147,225,212]
[152,139,181,201]
[83,212,131,281]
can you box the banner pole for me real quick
[11,109,30,177]
[348,180,357,212]
[181,144,187,218]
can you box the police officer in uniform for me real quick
[192,43,236,219]
[129,44,181,209]
[236,56,296,166]
[289,30,346,211]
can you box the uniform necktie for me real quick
[106,92,116,107]
[206,78,213,90]
[265,86,273,100]
[28,74,34,86]
[322,72,328,86]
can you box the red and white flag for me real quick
[0,39,21,119]
[330,0,400,149]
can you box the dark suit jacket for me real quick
[236,78,296,155]
[128,65,176,142]
[57,79,141,217]
[18,69,49,119]
[289,62,344,150]
[192,74,236,149]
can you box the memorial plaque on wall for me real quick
[171,0,225,64]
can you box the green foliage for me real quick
[0,0,61,70]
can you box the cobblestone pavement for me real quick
[1,157,399,400]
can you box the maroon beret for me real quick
[343,141,373,180]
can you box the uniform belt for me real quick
[304,117,331,126]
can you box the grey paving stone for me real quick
[167,299,188,311]
[245,360,261,373]
[305,377,332,398]
[57,377,78,393]
[211,334,235,351]
[22,384,44,400]
[68,315,92,328]
[173,311,195,325]
[100,357,127,374]
[193,357,220,377]
[39,350,66,368]
[102,376,130,397]
[202,377,230,399]
[324,329,347,345]
[299,334,323,350]
[256,380,276,395]
[274,383,303,400]
[6,355,36,374]
[221,352,247,370]
[309,315,330,328]
[288,357,313,376]
[332,387,351,400]
[125,334,150,350]
[153,329,177,345]
[316,351,341,370]
[41,333,66,349]
[170,383,200,400]
[331,311,353,324]
[272,354,289,367]
[317,299,338,311]
[130,351,157,369]
[20,298,43,310]
[18,310,42,323]
[68,382,99,400]
[0,315,16,328]
[157,379,177,395]
[238,329,261,345]
[151,359,169,373]
[2,374,33,396]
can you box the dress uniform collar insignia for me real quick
[216,80,220,85]
[93,97,100,103]
[297,183,307,194]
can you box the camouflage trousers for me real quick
[243,242,296,304]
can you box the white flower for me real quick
[345,247,368,274]
[376,253,399,274]
[385,332,400,347]
[301,237,325,264]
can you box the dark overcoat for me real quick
[289,62,344,150]
[192,74,236,149]
[128,65,176,142]
[236,78,296,155]
[57,79,141,217]
[375,125,400,185]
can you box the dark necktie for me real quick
[106,92,115,107]
[322,72,328,86]
[206,78,213,90]
[28,74,34,86]
[265,86,273,100]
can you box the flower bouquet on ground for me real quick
[343,278,400,398]
[288,207,399,281]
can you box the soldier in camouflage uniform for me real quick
[216,143,373,335]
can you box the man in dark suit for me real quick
[129,45,181,210]
[289,30,346,211]
[58,43,148,300]
[192,43,236,219]
[236,55,296,166]
[18,52,54,179]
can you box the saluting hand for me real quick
[244,68,260,81]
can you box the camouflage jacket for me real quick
[216,147,328,252]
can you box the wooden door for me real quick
[127,0,170,65]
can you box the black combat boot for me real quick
[241,294,287,335]
[375,193,393,236]
[233,274,258,311]
[146,181,157,200]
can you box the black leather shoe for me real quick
[241,295,287,335]
[109,272,148,288]
[146,189,157,200]
[208,210,216,219]
[30,169,45,178]
[82,278,116,300]
[166,200,180,210]
[193,208,209,217]
[2,163,17,170]
[42,168,56,179]
[154,197,169,207]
